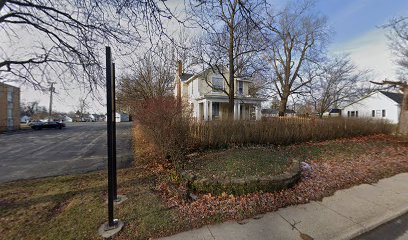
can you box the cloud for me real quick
[329,28,399,81]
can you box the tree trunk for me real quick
[278,96,288,117]
[228,19,235,119]
[398,87,408,136]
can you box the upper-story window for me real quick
[212,76,224,92]
[7,87,13,102]
[238,81,243,95]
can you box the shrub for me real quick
[190,117,393,148]
[134,99,392,165]
[133,97,191,168]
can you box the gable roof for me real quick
[342,90,403,109]
[379,91,403,104]
[181,66,231,83]
[180,73,194,82]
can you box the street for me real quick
[0,122,133,183]
[354,212,408,240]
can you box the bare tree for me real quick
[263,0,329,116]
[20,100,48,119]
[384,16,408,81]
[21,100,41,116]
[175,28,195,73]
[378,16,408,135]
[75,97,89,120]
[189,0,264,117]
[307,55,372,117]
[0,0,177,90]
[116,43,175,111]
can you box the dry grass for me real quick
[190,118,393,148]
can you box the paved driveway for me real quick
[0,122,133,183]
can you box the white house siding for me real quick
[342,92,400,124]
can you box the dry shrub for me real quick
[191,117,393,148]
[133,97,191,167]
[134,99,392,164]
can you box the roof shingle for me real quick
[380,91,403,104]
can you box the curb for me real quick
[342,205,408,240]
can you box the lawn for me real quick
[185,148,291,178]
[0,129,407,240]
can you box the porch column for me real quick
[255,105,261,120]
[237,103,241,120]
[204,100,208,121]
[209,100,213,121]
[234,102,238,120]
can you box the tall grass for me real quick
[190,117,393,148]
[133,97,393,162]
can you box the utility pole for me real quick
[48,82,55,122]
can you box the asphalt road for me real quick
[354,213,408,240]
[0,122,133,183]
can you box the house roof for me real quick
[180,73,194,82]
[329,108,341,113]
[181,66,248,84]
[379,91,403,104]
[342,90,404,109]
[261,109,296,114]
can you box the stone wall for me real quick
[183,160,301,195]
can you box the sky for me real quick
[9,0,408,113]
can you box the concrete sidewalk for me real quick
[160,173,408,240]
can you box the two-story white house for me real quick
[175,62,265,121]
[342,90,403,124]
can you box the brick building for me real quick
[0,82,20,131]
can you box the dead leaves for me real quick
[155,134,408,229]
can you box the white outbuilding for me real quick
[342,91,403,124]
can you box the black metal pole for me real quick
[105,46,115,227]
[112,62,118,199]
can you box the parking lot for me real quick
[0,122,133,183]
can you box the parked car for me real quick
[29,121,66,130]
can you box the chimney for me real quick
[177,60,183,77]
[176,60,182,103]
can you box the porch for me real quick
[196,96,263,121]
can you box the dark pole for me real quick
[48,82,55,122]
[112,62,117,199]
[105,46,115,227]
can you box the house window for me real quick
[7,88,13,102]
[347,111,350,117]
[356,111,358,117]
[372,110,375,117]
[212,77,224,92]
[238,81,243,95]
[350,111,355,117]
[382,109,386,117]
[7,118,13,128]
[212,102,220,117]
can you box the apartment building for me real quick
[0,82,20,131]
